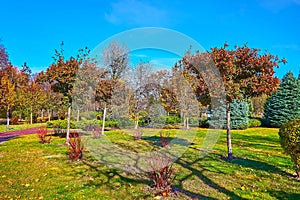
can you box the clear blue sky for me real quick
[0,0,299,78]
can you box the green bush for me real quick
[80,111,101,120]
[165,115,181,125]
[46,120,76,129]
[248,118,262,128]
[278,119,300,179]
[199,118,209,128]
[75,119,100,130]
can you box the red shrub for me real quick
[68,132,84,161]
[134,129,143,140]
[147,153,176,197]
[160,131,170,147]
[37,127,52,144]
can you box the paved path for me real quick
[0,127,44,144]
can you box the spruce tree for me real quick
[265,71,300,127]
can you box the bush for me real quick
[68,132,84,161]
[147,153,176,197]
[133,129,143,140]
[248,118,262,128]
[160,131,170,147]
[165,115,181,125]
[162,124,180,129]
[37,127,52,144]
[278,119,300,179]
[199,118,209,128]
[46,119,76,129]
[80,111,100,120]
[75,119,100,130]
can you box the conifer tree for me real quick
[265,71,300,127]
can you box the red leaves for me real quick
[147,153,176,197]
[160,131,170,147]
[37,127,52,144]
[68,131,84,161]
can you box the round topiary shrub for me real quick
[278,119,300,179]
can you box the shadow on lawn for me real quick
[81,160,151,198]
[142,135,190,147]
[224,157,294,178]
[174,154,248,200]
[268,190,300,199]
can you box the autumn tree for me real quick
[179,43,285,159]
[96,41,129,134]
[41,42,89,143]
[0,75,16,129]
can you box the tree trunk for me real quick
[77,109,80,122]
[48,109,51,122]
[186,117,190,130]
[134,120,139,129]
[6,109,10,130]
[101,105,107,136]
[66,106,71,144]
[41,109,44,119]
[226,101,233,160]
[30,106,33,125]
[296,164,300,179]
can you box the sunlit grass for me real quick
[0,128,299,199]
[0,123,45,132]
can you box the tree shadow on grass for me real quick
[174,157,248,200]
[79,160,152,198]
[142,135,190,148]
[268,190,300,200]
[223,157,294,178]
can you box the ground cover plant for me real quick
[0,128,300,199]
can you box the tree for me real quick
[178,43,285,159]
[251,94,268,117]
[0,44,11,73]
[96,41,129,134]
[172,70,200,129]
[0,75,16,129]
[278,119,300,179]
[41,42,87,143]
[265,71,300,127]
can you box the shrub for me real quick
[133,129,143,140]
[162,124,180,129]
[165,115,181,125]
[75,119,100,130]
[248,118,262,128]
[37,127,52,144]
[199,118,209,128]
[147,153,176,197]
[160,131,170,147]
[46,119,76,129]
[80,111,101,120]
[104,119,118,128]
[68,131,84,161]
[278,119,300,179]
[86,124,101,139]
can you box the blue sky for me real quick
[0,0,299,77]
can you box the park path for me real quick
[0,126,44,144]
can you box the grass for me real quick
[0,123,45,132]
[0,128,300,199]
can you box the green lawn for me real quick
[0,128,299,199]
[0,123,45,132]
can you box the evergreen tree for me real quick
[210,100,249,129]
[265,71,300,127]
